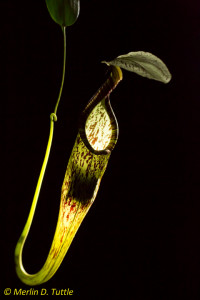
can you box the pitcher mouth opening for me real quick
[80,96,119,155]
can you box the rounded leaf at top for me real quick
[46,0,80,27]
[103,51,172,84]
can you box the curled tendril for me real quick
[50,113,58,122]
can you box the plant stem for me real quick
[15,26,67,272]
[27,25,67,222]
[31,26,66,215]
[54,26,67,116]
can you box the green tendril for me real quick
[54,26,66,116]
[15,26,67,284]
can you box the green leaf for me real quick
[103,51,172,84]
[45,0,80,27]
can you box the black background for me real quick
[2,0,200,299]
